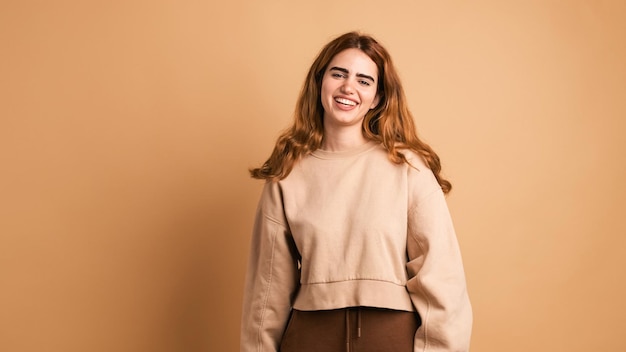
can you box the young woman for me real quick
[240,31,472,352]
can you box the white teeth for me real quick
[335,98,357,106]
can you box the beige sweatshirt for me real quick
[241,141,472,352]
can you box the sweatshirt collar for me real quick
[311,140,379,160]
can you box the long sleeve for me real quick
[240,181,301,352]
[406,169,473,351]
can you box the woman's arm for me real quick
[240,181,300,352]
[406,168,472,351]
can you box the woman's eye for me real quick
[331,73,344,78]
[359,80,371,86]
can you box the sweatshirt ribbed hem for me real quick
[293,279,415,312]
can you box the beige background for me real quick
[1,1,625,351]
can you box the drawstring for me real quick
[345,308,362,352]
[357,308,361,337]
[345,310,350,352]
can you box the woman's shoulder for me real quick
[396,147,429,172]
[395,147,441,196]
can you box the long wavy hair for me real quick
[250,31,451,193]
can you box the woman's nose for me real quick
[340,79,355,94]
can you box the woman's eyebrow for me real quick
[329,66,376,83]
[329,66,349,74]
[356,73,375,83]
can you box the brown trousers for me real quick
[279,307,421,352]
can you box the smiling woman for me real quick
[241,31,472,352]
[320,49,380,149]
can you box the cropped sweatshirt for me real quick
[240,141,472,352]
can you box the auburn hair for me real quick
[250,31,451,194]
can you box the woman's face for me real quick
[320,48,380,131]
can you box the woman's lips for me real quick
[334,97,358,110]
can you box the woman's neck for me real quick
[320,125,368,152]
